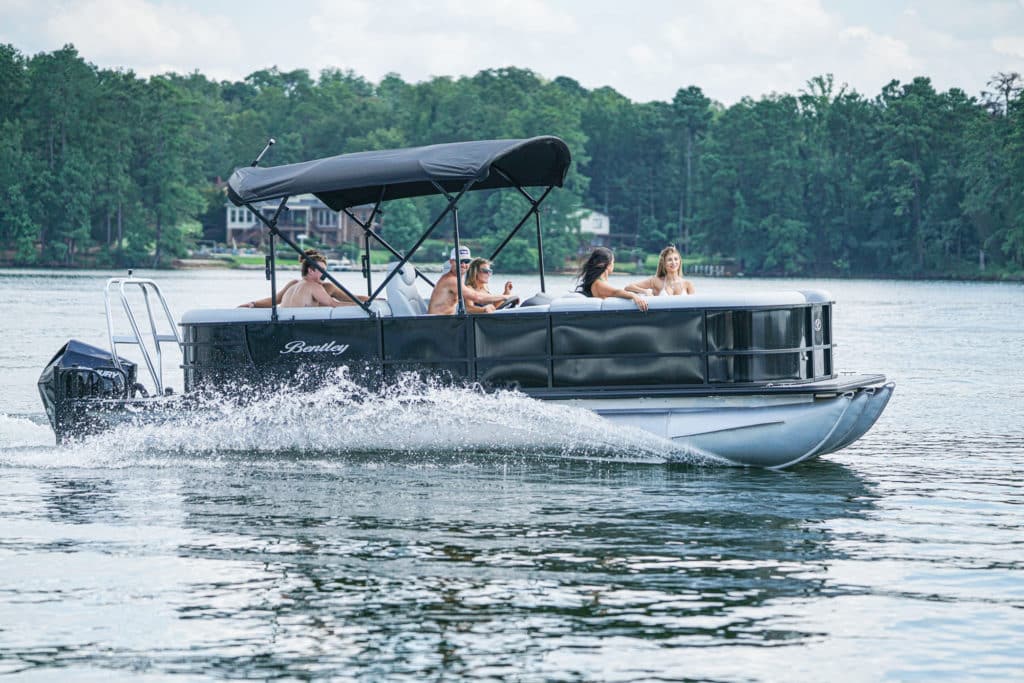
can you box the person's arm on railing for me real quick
[591,279,648,312]
[239,280,297,308]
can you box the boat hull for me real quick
[47,374,892,469]
[554,379,894,468]
[41,292,894,468]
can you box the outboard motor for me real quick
[37,340,139,440]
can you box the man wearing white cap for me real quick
[427,245,495,315]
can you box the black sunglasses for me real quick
[459,259,471,264]
[480,267,492,274]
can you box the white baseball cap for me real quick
[450,245,472,260]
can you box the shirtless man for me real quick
[278,253,357,307]
[239,249,369,308]
[427,246,495,315]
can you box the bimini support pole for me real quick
[241,137,372,315]
[247,198,374,317]
[451,206,466,315]
[362,188,386,297]
[266,198,287,322]
[367,178,477,303]
[362,230,371,298]
[535,209,546,293]
[487,165,554,293]
[485,185,552,260]
[249,138,282,321]
[268,232,277,321]
[429,182,470,315]
[341,203,437,289]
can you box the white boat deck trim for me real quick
[180,290,833,324]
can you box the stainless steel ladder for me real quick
[103,271,182,396]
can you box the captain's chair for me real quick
[385,262,429,316]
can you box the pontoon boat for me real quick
[38,136,893,468]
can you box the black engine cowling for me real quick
[37,340,138,439]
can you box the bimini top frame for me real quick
[226,136,572,319]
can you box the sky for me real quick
[2,0,1023,104]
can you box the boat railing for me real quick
[177,293,837,394]
[103,272,182,396]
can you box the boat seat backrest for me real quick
[179,302,394,325]
[331,300,393,319]
[548,296,605,313]
[599,292,810,311]
[519,291,557,307]
[385,262,428,317]
[492,303,550,315]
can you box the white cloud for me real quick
[653,2,928,101]
[992,35,1024,58]
[0,0,33,11]
[43,0,242,75]
[836,25,920,89]
[0,0,40,49]
[626,43,661,71]
[304,1,492,82]
[663,0,837,62]
[441,0,578,34]
[3,0,1023,104]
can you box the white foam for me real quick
[33,369,723,468]
[5,371,731,469]
[0,414,57,448]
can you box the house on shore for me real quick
[226,194,379,247]
[575,209,611,251]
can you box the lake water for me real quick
[1,268,1022,681]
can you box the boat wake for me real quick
[0,413,55,449]
[2,370,725,469]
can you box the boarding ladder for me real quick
[103,271,182,396]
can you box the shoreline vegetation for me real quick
[1,44,1022,281]
[3,259,1020,283]
[169,260,1021,282]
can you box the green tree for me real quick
[380,198,426,253]
[964,73,1024,270]
[21,45,99,262]
[1,43,1021,280]
[133,76,206,266]
[671,86,712,254]
[0,44,27,123]
[0,120,37,263]
[797,75,878,274]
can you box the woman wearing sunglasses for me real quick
[465,258,518,310]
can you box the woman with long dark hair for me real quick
[576,247,648,311]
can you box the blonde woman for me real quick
[625,246,695,296]
[464,258,518,309]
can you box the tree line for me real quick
[1,43,1022,278]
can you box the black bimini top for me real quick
[227,136,571,210]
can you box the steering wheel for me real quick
[496,296,520,310]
